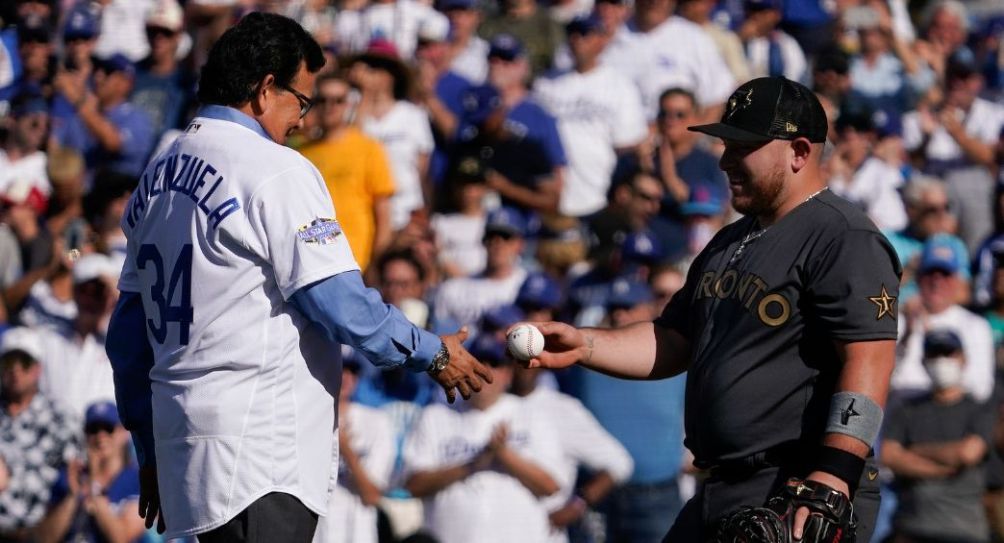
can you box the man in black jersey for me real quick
[516,77,901,541]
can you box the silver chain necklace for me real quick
[727,187,828,266]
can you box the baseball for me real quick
[507,323,545,361]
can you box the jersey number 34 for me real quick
[137,244,194,345]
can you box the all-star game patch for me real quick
[296,218,343,245]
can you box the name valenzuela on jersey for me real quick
[125,151,241,230]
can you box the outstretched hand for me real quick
[509,321,588,370]
[432,327,494,403]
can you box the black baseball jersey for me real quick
[656,190,901,467]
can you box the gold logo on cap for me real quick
[785,122,798,132]
[726,88,753,119]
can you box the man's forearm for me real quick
[405,463,475,498]
[340,445,384,506]
[78,103,124,153]
[496,448,559,497]
[881,441,955,479]
[579,322,689,380]
[910,438,984,468]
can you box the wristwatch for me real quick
[427,341,450,375]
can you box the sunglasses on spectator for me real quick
[318,94,349,106]
[633,188,662,203]
[658,109,691,120]
[280,84,314,118]
[84,422,116,435]
[146,26,178,39]
[920,203,950,216]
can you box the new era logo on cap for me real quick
[690,77,827,143]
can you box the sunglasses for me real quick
[84,422,116,435]
[658,109,691,120]
[920,203,950,216]
[318,94,349,106]
[146,26,178,39]
[280,83,314,118]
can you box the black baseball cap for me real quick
[689,76,828,143]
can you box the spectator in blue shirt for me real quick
[132,0,196,145]
[52,53,154,181]
[35,400,145,543]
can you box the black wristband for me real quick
[814,446,865,496]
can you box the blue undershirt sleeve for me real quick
[105,291,157,468]
[290,270,440,372]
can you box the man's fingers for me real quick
[455,326,469,342]
[473,360,494,383]
[445,386,456,404]
[157,509,166,534]
[468,373,483,393]
[457,381,472,400]
[792,506,810,540]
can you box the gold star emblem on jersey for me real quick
[868,285,897,321]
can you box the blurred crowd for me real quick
[0,0,1002,541]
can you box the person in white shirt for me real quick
[510,364,633,543]
[350,40,436,230]
[403,334,564,543]
[826,109,908,232]
[93,0,156,62]
[433,207,529,330]
[893,236,996,402]
[736,0,807,83]
[602,0,734,120]
[313,348,395,543]
[431,155,489,278]
[338,0,450,59]
[105,14,490,542]
[31,253,121,419]
[533,15,647,217]
[443,0,490,85]
[902,49,1004,250]
[0,92,51,205]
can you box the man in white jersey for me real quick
[403,334,564,543]
[532,15,647,218]
[105,13,491,543]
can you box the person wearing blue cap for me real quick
[60,2,100,76]
[881,328,995,543]
[453,82,559,216]
[433,206,529,332]
[485,33,567,214]
[891,234,995,405]
[403,333,563,543]
[52,52,155,179]
[35,400,145,543]
[516,271,562,322]
[533,15,647,218]
[827,104,909,232]
[478,0,564,77]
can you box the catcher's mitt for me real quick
[712,478,856,543]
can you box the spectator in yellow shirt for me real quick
[301,74,396,271]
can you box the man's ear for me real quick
[251,74,276,115]
[790,137,812,173]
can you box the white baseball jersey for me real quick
[744,31,808,83]
[450,37,489,85]
[360,102,435,230]
[828,157,907,232]
[533,66,647,217]
[432,267,527,329]
[524,387,633,543]
[313,404,395,543]
[402,394,567,543]
[0,150,50,199]
[430,212,487,277]
[8,325,114,420]
[903,97,1004,162]
[118,108,359,539]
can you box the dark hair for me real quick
[197,12,325,107]
[0,349,37,370]
[377,249,427,283]
[658,87,697,111]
